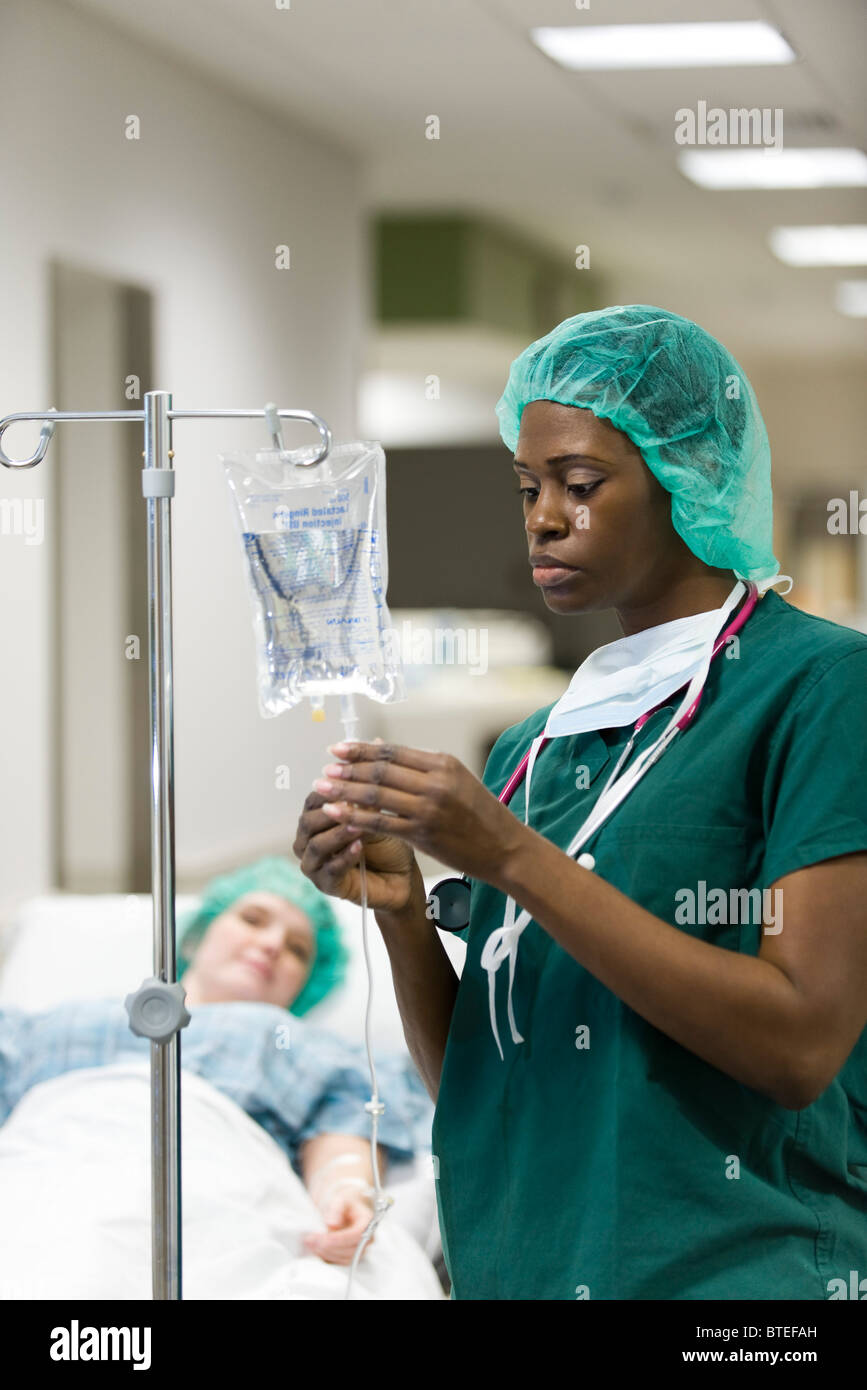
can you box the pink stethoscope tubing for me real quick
[496,580,760,808]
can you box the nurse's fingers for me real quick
[321,760,433,803]
[294,818,369,904]
[322,745,458,812]
[318,800,418,840]
[315,776,424,823]
[297,811,358,867]
[293,790,363,862]
[327,740,446,778]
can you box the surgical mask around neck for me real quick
[543,580,746,740]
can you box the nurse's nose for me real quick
[525,483,571,537]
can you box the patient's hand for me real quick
[303,1193,375,1266]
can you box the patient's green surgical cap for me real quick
[495,304,779,582]
[177,855,348,1016]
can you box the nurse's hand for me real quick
[293,786,422,913]
[312,739,523,881]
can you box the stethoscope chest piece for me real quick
[426,875,471,932]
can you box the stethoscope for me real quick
[426,580,761,934]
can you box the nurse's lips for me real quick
[530,554,581,587]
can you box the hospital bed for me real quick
[0,882,465,1300]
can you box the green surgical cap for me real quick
[176,855,348,1016]
[495,304,779,583]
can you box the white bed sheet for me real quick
[0,1062,445,1301]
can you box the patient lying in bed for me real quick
[0,857,443,1300]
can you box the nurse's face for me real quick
[181,891,315,1010]
[514,400,698,617]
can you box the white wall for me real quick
[0,0,367,911]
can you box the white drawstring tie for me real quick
[479,895,526,1060]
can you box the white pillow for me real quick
[0,884,466,1055]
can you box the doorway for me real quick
[50,262,154,892]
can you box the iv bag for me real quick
[222,440,406,718]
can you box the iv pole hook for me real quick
[0,408,58,469]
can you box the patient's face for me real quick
[183,891,315,1009]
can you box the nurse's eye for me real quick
[514,482,600,500]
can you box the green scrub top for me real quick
[431,590,867,1300]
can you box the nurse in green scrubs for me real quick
[294,306,867,1300]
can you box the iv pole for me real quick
[0,392,332,1299]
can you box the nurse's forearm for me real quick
[374,871,460,1104]
[495,825,811,1108]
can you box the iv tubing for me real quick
[336,693,393,1300]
